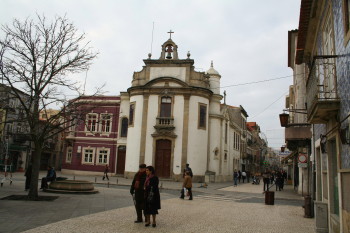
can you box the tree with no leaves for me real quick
[0,14,100,199]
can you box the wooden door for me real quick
[155,139,171,178]
[116,146,126,175]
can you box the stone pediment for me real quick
[144,77,189,88]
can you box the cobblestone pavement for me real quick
[0,172,315,233]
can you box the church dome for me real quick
[207,61,220,75]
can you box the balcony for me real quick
[152,117,176,138]
[285,123,312,151]
[285,123,311,140]
[306,56,340,124]
[155,117,174,126]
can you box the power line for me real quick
[250,90,289,119]
[212,73,305,89]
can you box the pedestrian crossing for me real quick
[195,193,263,203]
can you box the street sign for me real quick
[279,151,291,157]
[298,153,307,163]
[298,163,307,168]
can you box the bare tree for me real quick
[0,14,100,199]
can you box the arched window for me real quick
[160,97,172,117]
[120,118,128,137]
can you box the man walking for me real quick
[102,165,109,180]
[183,163,193,178]
[130,164,147,223]
[233,169,238,187]
[262,169,271,192]
[242,171,247,183]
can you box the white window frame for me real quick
[85,113,98,133]
[100,114,112,134]
[82,147,95,164]
[96,147,110,165]
[66,147,73,163]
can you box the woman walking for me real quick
[144,166,161,227]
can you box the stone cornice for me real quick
[143,59,194,66]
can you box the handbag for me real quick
[147,186,154,203]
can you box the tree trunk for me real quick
[28,146,42,200]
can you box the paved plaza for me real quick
[0,172,315,233]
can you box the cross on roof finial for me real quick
[168,30,174,39]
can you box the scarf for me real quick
[134,171,145,189]
[144,174,154,189]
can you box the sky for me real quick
[1,0,301,149]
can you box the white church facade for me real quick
[119,35,247,182]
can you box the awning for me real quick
[281,151,297,163]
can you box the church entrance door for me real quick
[155,139,171,178]
[116,146,126,175]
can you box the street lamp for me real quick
[279,113,289,127]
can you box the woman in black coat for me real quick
[144,166,161,227]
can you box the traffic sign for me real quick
[298,153,307,163]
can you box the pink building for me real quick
[61,96,123,175]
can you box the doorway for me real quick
[155,139,171,178]
[116,146,126,175]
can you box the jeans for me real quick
[234,177,238,186]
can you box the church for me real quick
[119,33,247,182]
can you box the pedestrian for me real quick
[102,164,109,180]
[280,170,285,190]
[130,164,147,223]
[144,166,161,228]
[275,171,282,191]
[180,171,193,200]
[270,171,275,185]
[183,163,193,178]
[238,170,242,183]
[241,171,247,183]
[24,164,32,191]
[262,169,270,192]
[233,169,238,187]
[40,166,56,190]
[246,171,251,183]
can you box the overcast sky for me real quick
[1,0,301,149]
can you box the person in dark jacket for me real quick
[233,169,238,187]
[130,164,147,223]
[24,164,32,191]
[40,166,56,189]
[144,166,161,228]
[102,164,109,180]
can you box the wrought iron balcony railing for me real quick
[306,56,340,123]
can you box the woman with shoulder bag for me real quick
[144,166,161,227]
[180,171,193,200]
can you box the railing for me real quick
[156,117,174,126]
[306,56,339,116]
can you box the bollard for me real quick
[304,195,312,218]
[265,191,275,205]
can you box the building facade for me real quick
[62,96,120,175]
[291,1,350,232]
[121,37,248,182]
[0,84,31,172]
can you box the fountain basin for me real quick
[45,180,98,194]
